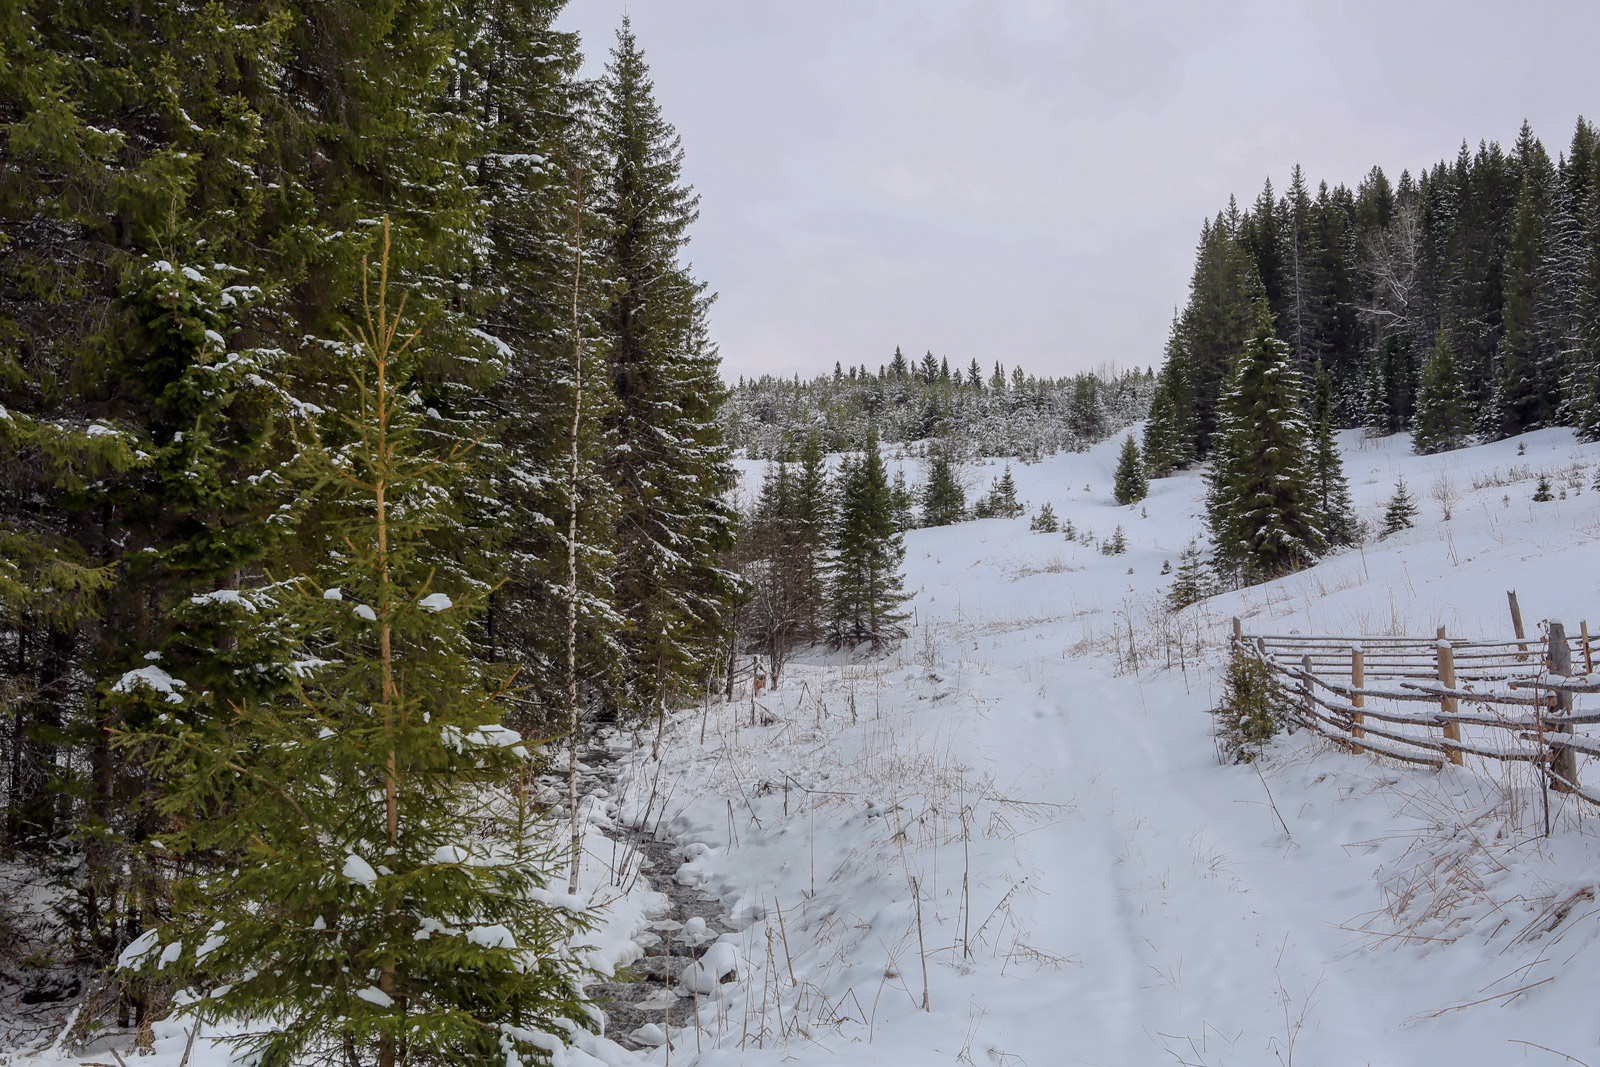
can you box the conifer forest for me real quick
[5,5,1600,1066]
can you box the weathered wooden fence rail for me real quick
[1231,597,1598,810]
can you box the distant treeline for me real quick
[724,351,1155,460]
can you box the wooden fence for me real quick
[1232,602,1600,808]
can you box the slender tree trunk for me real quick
[567,159,586,896]
[371,229,400,1067]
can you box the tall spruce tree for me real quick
[1206,302,1327,582]
[467,4,621,740]
[597,18,735,719]
[122,243,589,1067]
[1498,125,1560,435]
[828,430,908,648]
[1413,327,1472,452]
[1172,216,1266,456]
[1142,369,1187,478]
[1309,362,1357,545]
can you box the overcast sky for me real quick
[555,1,1599,383]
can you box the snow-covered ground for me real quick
[13,428,1600,1067]
[601,427,1600,1066]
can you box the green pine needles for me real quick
[122,234,590,1067]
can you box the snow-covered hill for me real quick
[618,427,1600,1065]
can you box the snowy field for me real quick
[15,428,1600,1067]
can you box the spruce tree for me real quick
[891,468,918,531]
[122,244,589,1067]
[743,459,805,685]
[1498,126,1560,435]
[1167,538,1212,611]
[469,4,621,738]
[1142,372,1187,478]
[1413,328,1473,453]
[1030,503,1060,533]
[1113,435,1149,505]
[1309,361,1357,546]
[973,466,1022,519]
[1206,302,1327,581]
[597,19,736,718]
[1172,216,1267,456]
[828,430,909,648]
[1381,478,1420,534]
[921,449,966,526]
[791,433,834,641]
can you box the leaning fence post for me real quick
[1436,626,1463,766]
[1350,646,1366,755]
[1581,620,1593,675]
[1509,590,1528,662]
[1549,621,1577,794]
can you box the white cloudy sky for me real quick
[555,1,1599,382]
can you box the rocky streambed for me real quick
[576,735,737,1053]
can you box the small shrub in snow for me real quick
[1212,653,1295,764]
[1030,502,1060,533]
[1532,474,1554,502]
[1100,525,1127,555]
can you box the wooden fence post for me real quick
[1301,654,1315,736]
[1509,590,1528,662]
[1581,620,1593,675]
[1232,617,1242,651]
[1350,646,1365,756]
[1436,626,1463,766]
[1549,621,1577,794]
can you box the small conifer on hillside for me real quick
[1167,538,1211,611]
[1113,435,1148,505]
[921,449,966,526]
[1030,502,1060,533]
[1213,652,1295,764]
[1381,477,1419,534]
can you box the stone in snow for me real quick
[630,1024,668,1047]
[679,941,738,995]
[679,916,712,945]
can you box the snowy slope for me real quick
[17,429,1598,1067]
[616,427,1600,1065]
